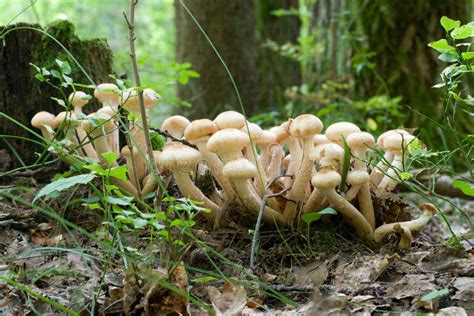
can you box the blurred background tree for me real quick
[0,0,472,138]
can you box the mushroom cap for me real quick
[143,88,161,108]
[97,106,116,118]
[269,121,290,143]
[161,115,191,138]
[54,111,78,127]
[259,130,277,145]
[384,133,415,152]
[94,83,120,103]
[81,113,115,133]
[241,122,263,143]
[310,143,344,161]
[325,122,361,143]
[157,143,201,172]
[313,134,330,146]
[346,170,370,186]
[121,90,140,113]
[68,91,89,107]
[31,111,56,129]
[347,132,375,150]
[214,111,246,129]
[184,119,218,141]
[223,158,257,179]
[420,203,437,216]
[207,128,250,153]
[289,114,323,138]
[377,129,410,148]
[312,170,341,189]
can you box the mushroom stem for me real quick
[173,171,219,222]
[141,173,157,197]
[370,151,393,187]
[358,183,375,229]
[283,138,313,223]
[374,203,437,242]
[393,223,413,249]
[194,140,235,199]
[326,189,373,240]
[313,171,373,240]
[266,144,284,180]
[302,188,326,213]
[232,178,285,225]
[378,154,404,193]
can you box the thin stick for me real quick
[149,127,198,150]
[124,0,159,187]
[250,175,289,270]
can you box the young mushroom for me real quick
[312,170,373,240]
[68,91,97,160]
[283,114,323,224]
[31,111,57,141]
[374,203,437,245]
[213,111,246,130]
[325,122,361,147]
[157,143,219,222]
[370,129,411,188]
[393,224,413,250]
[95,83,121,154]
[223,158,285,225]
[54,111,84,156]
[184,119,235,200]
[161,115,191,140]
[345,132,376,228]
[207,128,249,163]
[377,132,415,195]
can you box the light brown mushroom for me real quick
[283,114,323,224]
[161,115,191,139]
[184,119,235,200]
[207,128,249,163]
[54,111,84,156]
[223,158,285,225]
[370,129,411,188]
[393,224,413,250]
[68,91,97,160]
[213,111,246,130]
[325,122,361,147]
[157,143,219,222]
[95,83,121,154]
[31,111,57,141]
[345,132,376,228]
[378,132,415,194]
[374,203,437,243]
[312,170,373,240]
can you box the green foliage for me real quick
[149,131,165,151]
[35,173,95,201]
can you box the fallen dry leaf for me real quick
[208,280,247,316]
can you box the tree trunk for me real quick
[351,0,470,124]
[175,0,258,118]
[256,0,301,111]
[0,20,114,170]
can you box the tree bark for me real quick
[0,20,114,170]
[175,0,259,118]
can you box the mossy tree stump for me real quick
[0,20,114,170]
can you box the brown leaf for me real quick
[208,280,246,316]
[30,230,63,246]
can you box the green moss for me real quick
[32,19,113,87]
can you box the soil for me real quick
[0,174,472,315]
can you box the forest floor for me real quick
[0,173,473,315]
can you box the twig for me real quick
[250,175,288,270]
[149,127,198,150]
[123,0,160,189]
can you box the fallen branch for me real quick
[149,127,198,150]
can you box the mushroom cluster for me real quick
[31,87,437,249]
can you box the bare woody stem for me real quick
[125,0,159,184]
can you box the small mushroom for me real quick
[54,111,84,156]
[207,128,249,163]
[161,115,191,139]
[393,223,413,250]
[374,203,437,244]
[68,91,97,160]
[325,122,361,147]
[31,111,57,141]
[95,83,121,154]
[157,143,219,222]
[345,132,376,228]
[370,129,410,188]
[312,170,373,240]
[283,114,323,224]
[223,158,285,225]
[184,119,235,199]
[377,132,415,194]
[214,111,246,130]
